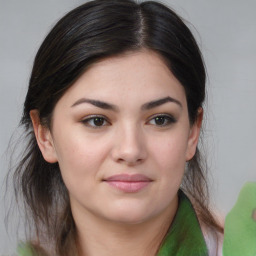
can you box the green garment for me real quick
[223,182,256,256]
[17,244,35,256]
[157,190,208,256]
[18,190,208,256]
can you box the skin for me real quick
[31,50,202,256]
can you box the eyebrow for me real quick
[141,96,182,110]
[71,98,118,111]
[71,96,182,111]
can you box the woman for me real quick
[13,0,223,255]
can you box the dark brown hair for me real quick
[12,0,222,255]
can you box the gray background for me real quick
[1,0,255,254]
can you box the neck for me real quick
[74,196,178,256]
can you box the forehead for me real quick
[57,50,186,107]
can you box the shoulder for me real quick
[201,223,223,256]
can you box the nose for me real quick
[111,124,147,165]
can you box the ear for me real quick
[30,110,58,163]
[185,108,203,161]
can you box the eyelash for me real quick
[81,115,110,128]
[147,114,176,127]
[81,114,176,129]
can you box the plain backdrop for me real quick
[1,0,255,254]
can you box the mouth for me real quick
[103,174,153,193]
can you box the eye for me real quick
[148,114,176,127]
[81,115,109,128]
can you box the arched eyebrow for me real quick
[71,98,118,111]
[71,96,182,111]
[141,96,182,110]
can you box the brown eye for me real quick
[155,116,167,126]
[92,117,105,126]
[148,115,176,127]
[81,116,109,128]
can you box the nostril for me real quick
[116,157,144,166]
[111,134,147,165]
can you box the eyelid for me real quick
[147,113,177,126]
[81,114,110,128]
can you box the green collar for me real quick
[157,190,208,256]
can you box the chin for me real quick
[108,213,151,225]
[102,203,157,225]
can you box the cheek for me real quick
[53,131,109,186]
[150,132,188,172]
[144,134,188,215]
[148,130,189,198]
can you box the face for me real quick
[32,50,201,226]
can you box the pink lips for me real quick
[104,174,152,193]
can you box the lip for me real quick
[103,174,153,193]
